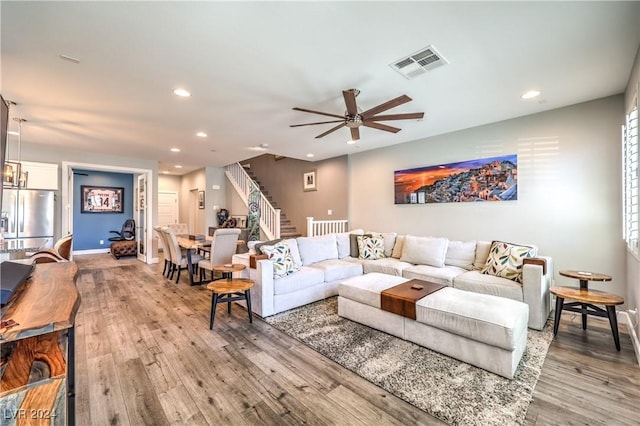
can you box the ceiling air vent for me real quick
[390,45,448,80]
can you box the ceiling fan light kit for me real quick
[291,89,424,141]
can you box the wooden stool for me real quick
[206,278,254,329]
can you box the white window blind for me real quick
[623,105,638,254]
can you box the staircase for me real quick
[225,162,302,240]
[243,169,302,239]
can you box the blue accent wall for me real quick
[73,169,134,250]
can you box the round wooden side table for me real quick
[553,270,623,350]
[213,263,246,279]
[206,278,254,329]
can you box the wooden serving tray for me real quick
[381,279,446,320]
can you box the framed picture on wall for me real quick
[81,186,124,213]
[303,169,317,192]
[198,190,205,209]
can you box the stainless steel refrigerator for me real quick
[1,188,55,243]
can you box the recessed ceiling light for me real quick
[174,165,183,169]
[306,153,314,158]
[162,171,170,174]
[346,139,357,145]
[196,132,207,138]
[170,148,181,152]
[173,88,191,97]
[521,90,541,100]
[7,131,19,136]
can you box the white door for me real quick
[158,191,179,225]
[136,174,146,262]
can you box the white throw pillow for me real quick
[481,241,538,283]
[296,234,339,265]
[400,235,449,267]
[369,232,397,258]
[445,240,477,270]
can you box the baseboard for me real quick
[73,248,111,255]
[620,311,640,367]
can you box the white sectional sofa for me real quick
[232,230,553,330]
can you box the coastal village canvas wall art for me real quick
[394,154,518,204]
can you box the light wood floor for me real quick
[72,255,639,425]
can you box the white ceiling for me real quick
[2,2,639,175]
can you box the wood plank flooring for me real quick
[72,255,639,425]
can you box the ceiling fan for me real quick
[290,89,424,141]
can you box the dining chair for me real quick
[154,226,170,277]
[164,226,203,284]
[197,228,241,281]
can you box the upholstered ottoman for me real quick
[338,273,528,379]
[110,240,137,259]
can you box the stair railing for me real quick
[307,217,348,237]
[225,163,280,240]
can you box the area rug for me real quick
[265,297,554,426]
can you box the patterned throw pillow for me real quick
[260,242,301,278]
[481,241,537,283]
[357,235,385,260]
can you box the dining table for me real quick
[175,235,211,285]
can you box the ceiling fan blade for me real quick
[361,95,412,119]
[293,107,344,119]
[366,112,424,121]
[362,121,401,133]
[316,123,346,138]
[343,90,358,116]
[350,127,360,141]
[290,120,345,128]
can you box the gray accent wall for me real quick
[242,154,348,236]
[349,95,627,305]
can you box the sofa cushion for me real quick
[445,240,476,270]
[297,234,339,266]
[312,259,363,282]
[260,242,301,278]
[368,232,397,257]
[400,236,449,267]
[402,264,466,286]
[339,273,409,308]
[473,240,492,270]
[273,266,325,295]
[281,238,303,267]
[361,258,413,277]
[336,229,363,259]
[481,241,537,283]
[415,287,528,351]
[453,270,524,302]
[357,235,385,260]
[391,235,405,259]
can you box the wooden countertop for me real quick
[0,261,80,343]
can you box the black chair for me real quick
[109,219,136,241]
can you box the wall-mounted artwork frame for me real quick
[394,154,518,204]
[81,185,124,213]
[303,169,317,192]
[198,190,205,209]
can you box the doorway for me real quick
[61,161,154,264]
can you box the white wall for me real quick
[349,95,626,302]
[205,166,228,231]
[158,174,181,193]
